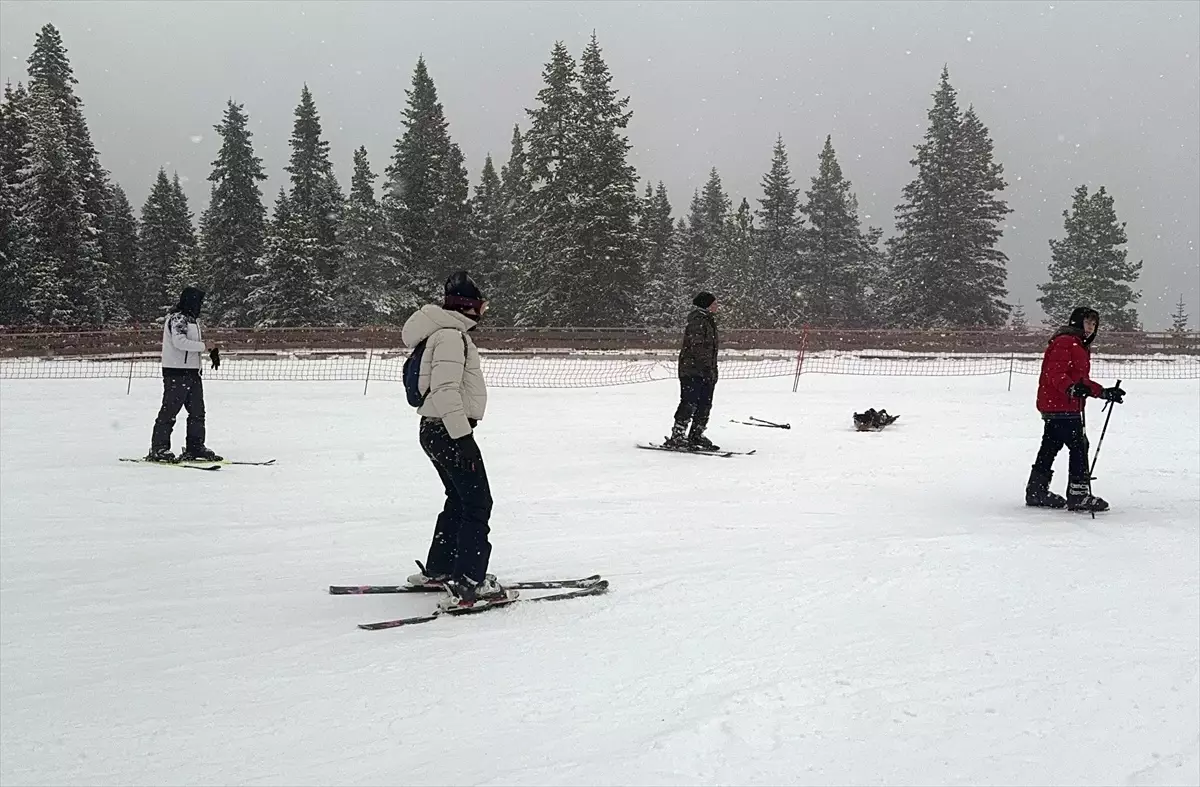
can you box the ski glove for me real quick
[451,433,482,471]
[209,347,221,370]
[1067,382,1092,398]
[1099,385,1125,404]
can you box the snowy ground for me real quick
[2,369,1198,787]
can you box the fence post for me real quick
[792,323,810,393]
[363,349,373,396]
[1007,352,1014,392]
[126,354,135,395]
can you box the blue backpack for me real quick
[402,338,430,407]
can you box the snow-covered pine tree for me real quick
[470,154,503,306]
[102,183,138,323]
[886,67,1012,328]
[755,135,802,327]
[1170,295,1189,334]
[573,33,642,326]
[198,100,267,326]
[799,135,880,327]
[168,173,199,297]
[246,189,331,327]
[679,169,731,304]
[713,197,756,328]
[285,85,344,302]
[496,125,530,325]
[639,181,682,328]
[1037,185,1143,331]
[335,146,393,325]
[136,169,192,320]
[383,58,466,312]
[0,81,33,324]
[1010,300,1028,332]
[26,23,113,324]
[18,81,96,325]
[515,42,583,326]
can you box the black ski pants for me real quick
[673,376,717,436]
[1032,415,1090,480]
[419,418,493,584]
[151,370,206,453]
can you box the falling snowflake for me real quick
[189,135,204,144]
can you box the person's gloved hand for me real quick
[1067,382,1092,399]
[1100,385,1125,404]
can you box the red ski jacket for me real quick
[1036,329,1103,414]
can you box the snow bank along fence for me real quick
[1,326,1197,391]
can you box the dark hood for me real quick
[1052,306,1099,347]
[175,287,205,319]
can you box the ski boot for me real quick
[1066,476,1109,513]
[145,448,177,463]
[438,574,516,610]
[180,446,224,462]
[688,423,720,452]
[663,422,690,450]
[1025,467,1067,509]
[405,560,449,589]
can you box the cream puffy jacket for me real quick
[401,305,487,439]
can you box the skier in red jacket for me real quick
[1026,306,1126,512]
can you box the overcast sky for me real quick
[1,0,1197,328]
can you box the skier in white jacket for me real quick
[147,287,223,462]
[401,272,504,609]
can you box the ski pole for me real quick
[1086,378,1121,520]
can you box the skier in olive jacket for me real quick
[666,291,721,451]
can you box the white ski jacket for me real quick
[401,305,487,440]
[161,312,206,370]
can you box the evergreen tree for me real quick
[285,85,344,289]
[679,169,731,300]
[102,183,139,323]
[18,82,97,325]
[639,181,682,328]
[199,100,268,325]
[799,135,880,327]
[247,189,331,327]
[335,147,392,325]
[470,154,503,303]
[26,23,113,323]
[514,42,583,326]
[755,135,802,326]
[1037,184,1143,330]
[383,57,467,311]
[136,169,194,320]
[1170,295,1189,334]
[572,33,642,326]
[713,197,756,327]
[1010,300,1028,331]
[886,67,1012,328]
[0,82,32,324]
[493,125,530,325]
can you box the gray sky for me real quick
[2,0,1197,328]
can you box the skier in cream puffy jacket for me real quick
[147,287,223,463]
[400,272,503,609]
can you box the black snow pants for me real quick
[151,370,206,453]
[1032,415,1090,480]
[673,376,717,437]
[419,418,493,583]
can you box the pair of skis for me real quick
[731,415,791,430]
[637,443,756,458]
[330,573,609,630]
[119,457,277,472]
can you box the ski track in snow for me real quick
[1,372,1197,786]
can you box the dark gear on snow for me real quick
[418,417,493,585]
[209,347,221,370]
[151,370,207,456]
